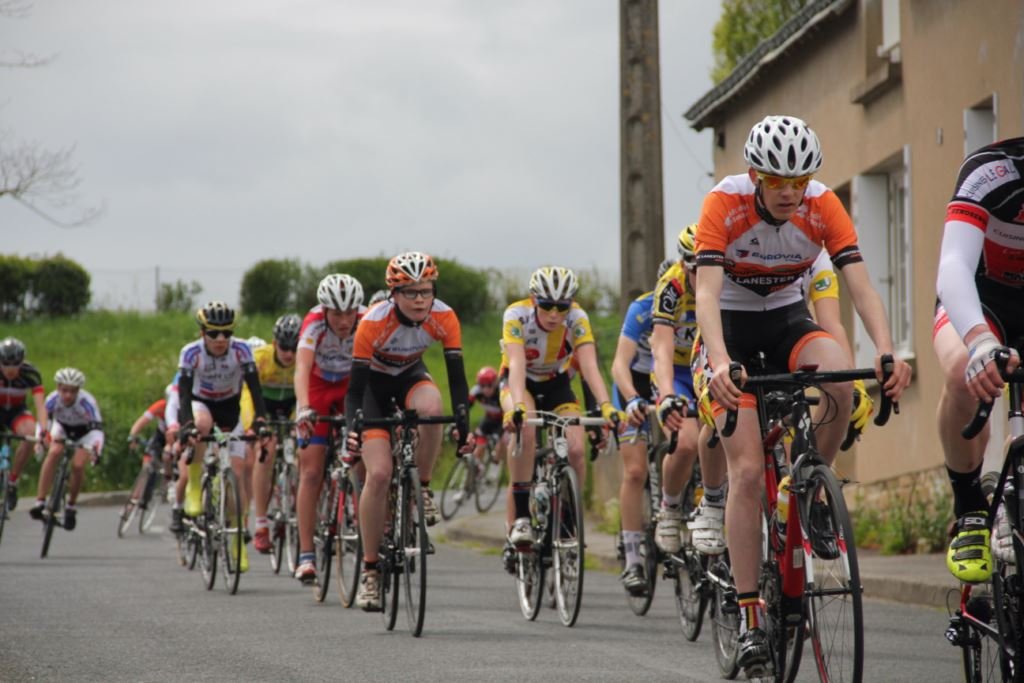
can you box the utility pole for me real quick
[619,0,665,311]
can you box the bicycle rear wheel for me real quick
[268,467,286,574]
[380,538,400,630]
[220,469,244,595]
[709,557,740,680]
[439,456,468,521]
[335,474,362,607]
[675,546,709,640]
[41,460,67,559]
[200,476,218,591]
[801,464,863,682]
[552,467,584,627]
[0,468,8,546]
[516,544,545,621]
[284,464,299,574]
[314,478,338,602]
[139,468,163,533]
[402,473,428,637]
[117,467,146,538]
[475,442,504,513]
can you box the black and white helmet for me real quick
[272,314,302,347]
[54,367,86,387]
[317,274,364,311]
[529,267,578,301]
[0,337,25,366]
[196,301,236,330]
[743,115,823,177]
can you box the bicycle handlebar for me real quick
[962,351,1024,440]
[720,355,897,438]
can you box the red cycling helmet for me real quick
[476,366,498,386]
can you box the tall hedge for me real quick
[0,253,90,319]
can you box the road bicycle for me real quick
[264,419,299,575]
[439,431,504,520]
[39,434,97,559]
[714,355,896,682]
[945,349,1024,682]
[117,436,171,537]
[178,429,257,595]
[356,406,461,637]
[0,432,36,548]
[511,411,607,627]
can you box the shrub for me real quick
[0,254,36,320]
[157,279,202,313]
[239,259,302,314]
[31,254,90,316]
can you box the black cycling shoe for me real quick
[28,503,45,521]
[620,563,649,596]
[63,508,77,531]
[737,627,771,672]
[169,509,185,534]
[809,500,840,560]
[6,484,18,511]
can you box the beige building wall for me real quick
[699,0,1024,487]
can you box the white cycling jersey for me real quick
[177,339,254,401]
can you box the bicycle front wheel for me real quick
[960,585,1012,682]
[219,469,244,595]
[675,546,708,640]
[117,467,146,538]
[516,544,545,621]
[200,476,218,591]
[268,466,286,574]
[475,442,504,513]
[709,556,740,680]
[41,460,67,559]
[313,478,338,602]
[139,468,163,533]
[402,473,429,636]
[552,467,585,627]
[0,469,8,546]
[335,474,362,608]
[284,464,299,574]
[802,464,863,682]
[439,456,468,521]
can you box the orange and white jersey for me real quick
[695,173,863,312]
[352,299,462,375]
[500,299,596,382]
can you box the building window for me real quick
[877,0,901,61]
[964,96,997,156]
[851,147,913,365]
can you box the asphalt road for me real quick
[0,506,963,682]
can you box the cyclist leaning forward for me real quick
[692,115,911,674]
[293,275,365,584]
[345,252,472,611]
[243,314,301,556]
[502,267,621,555]
[934,136,1024,583]
[171,302,271,574]
[0,337,48,511]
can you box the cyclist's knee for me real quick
[727,460,762,496]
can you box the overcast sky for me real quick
[1,1,719,308]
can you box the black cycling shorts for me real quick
[721,301,830,372]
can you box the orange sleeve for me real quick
[820,191,858,255]
[146,399,166,418]
[695,191,730,254]
[352,321,376,361]
[437,309,462,349]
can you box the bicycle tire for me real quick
[475,441,504,513]
[0,467,8,547]
[516,543,545,621]
[675,547,709,640]
[801,464,863,683]
[268,466,285,574]
[623,514,658,616]
[335,474,362,607]
[381,486,400,631]
[314,477,338,602]
[439,456,469,521]
[759,494,802,683]
[402,473,428,637]
[959,586,1010,682]
[117,467,147,538]
[200,475,218,591]
[552,467,585,627]
[220,468,244,595]
[709,556,741,680]
[139,468,163,533]
[41,456,68,559]
[285,465,299,574]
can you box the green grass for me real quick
[6,309,621,500]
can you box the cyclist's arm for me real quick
[242,361,268,421]
[443,348,470,414]
[650,324,676,399]
[694,265,729,369]
[344,360,370,434]
[936,217,989,345]
[128,412,153,438]
[33,389,48,433]
[294,346,314,411]
[611,335,639,399]
[505,342,528,407]
[177,370,195,427]
[575,343,611,407]
[837,261,895,356]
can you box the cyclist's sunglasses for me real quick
[755,171,813,191]
[536,299,572,313]
[203,329,233,339]
[397,287,434,301]
[277,344,297,353]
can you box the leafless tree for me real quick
[0,0,100,226]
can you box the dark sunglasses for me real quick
[536,299,572,313]
[397,287,435,301]
[204,329,233,339]
[277,344,297,353]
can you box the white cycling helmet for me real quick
[317,273,364,311]
[385,252,438,289]
[529,266,579,301]
[743,115,823,177]
[54,367,86,388]
[245,336,267,350]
